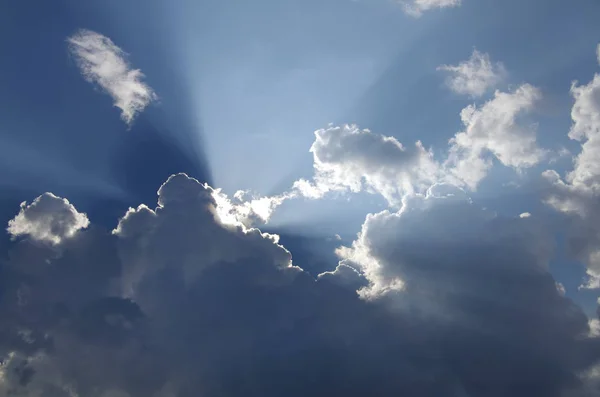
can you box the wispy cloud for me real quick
[67,29,157,126]
[437,49,506,98]
[401,0,461,17]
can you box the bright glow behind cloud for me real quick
[68,29,157,126]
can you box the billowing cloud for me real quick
[337,182,600,394]
[438,50,506,98]
[293,124,443,206]
[0,173,599,397]
[544,46,600,289]
[7,193,89,245]
[446,84,545,189]
[401,0,461,17]
[67,29,157,125]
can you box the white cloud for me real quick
[446,84,545,189]
[293,124,443,206]
[437,50,506,98]
[401,0,461,17]
[520,212,532,218]
[7,193,89,245]
[68,29,157,125]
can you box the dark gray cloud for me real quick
[0,174,599,396]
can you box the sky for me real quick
[2,0,600,396]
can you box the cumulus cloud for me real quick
[68,29,157,125]
[446,84,545,189]
[7,193,89,245]
[292,124,443,206]
[438,50,506,98]
[544,46,600,289]
[337,181,600,394]
[0,174,598,397]
[401,0,461,17]
[289,79,544,209]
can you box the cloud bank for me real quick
[1,173,598,396]
[68,29,157,126]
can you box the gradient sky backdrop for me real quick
[3,0,600,310]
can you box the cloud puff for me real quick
[446,84,545,189]
[0,174,599,397]
[7,193,89,245]
[293,124,442,206]
[438,50,507,98]
[544,47,600,288]
[401,0,461,17]
[68,29,157,125]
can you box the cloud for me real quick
[290,79,544,208]
[292,124,443,206]
[7,193,89,245]
[338,181,600,395]
[446,84,545,189]
[0,174,599,397]
[401,0,461,17]
[212,188,296,227]
[337,182,600,394]
[438,50,507,98]
[67,29,157,125]
[544,47,600,289]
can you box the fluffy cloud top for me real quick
[401,0,461,17]
[68,29,157,125]
[7,193,89,245]
[293,124,442,206]
[447,84,545,189]
[438,50,506,98]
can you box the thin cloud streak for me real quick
[68,29,157,126]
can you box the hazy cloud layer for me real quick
[68,29,157,125]
[438,50,506,98]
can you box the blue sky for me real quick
[2,0,600,395]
